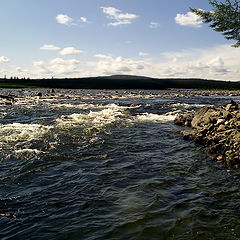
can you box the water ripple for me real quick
[1,89,240,240]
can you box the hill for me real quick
[0,75,239,90]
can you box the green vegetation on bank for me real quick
[0,75,240,90]
[0,83,39,88]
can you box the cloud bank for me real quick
[9,45,239,81]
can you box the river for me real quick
[1,89,240,240]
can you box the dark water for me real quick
[1,89,240,240]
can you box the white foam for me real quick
[171,103,206,109]
[135,112,176,123]
[0,102,178,150]
[0,123,53,144]
[14,149,43,154]
[54,103,94,109]
[56,104,127,130]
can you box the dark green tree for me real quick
[191,0,240,47]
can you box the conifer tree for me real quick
[191,0,240,47]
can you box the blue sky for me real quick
[0,0,239,80]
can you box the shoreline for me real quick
[175,100,240,169]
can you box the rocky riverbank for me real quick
[175,100,240,169]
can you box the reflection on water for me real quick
[1,89,240,240]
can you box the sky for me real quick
[0,0,239,80]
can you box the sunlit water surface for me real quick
[1,89,240,240]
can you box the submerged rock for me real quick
[175,101,240,169]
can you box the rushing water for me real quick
[1,89,240,240]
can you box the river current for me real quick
[1,89,240,240]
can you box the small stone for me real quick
[225,100,238,111]
[216,118,225,125]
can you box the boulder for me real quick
[175,101,240,169]
[174,112,194,127]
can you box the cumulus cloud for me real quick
[49,58,81,74]
[8,45,239,80]
[33,61,51,75]
[175,12,202,27]
[207,56,227,73]
[101,6,138,26]
[90,45,240,80]
[92,54,145,75]
[158,45,240,79]
[59,47,83,55]
[149,22,160,29]
[0,56,10,63]
[56,14,75,26]
[33,58,81,76]
[40,44,60,50]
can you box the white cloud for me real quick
[207,56,227,73]
[33,61,44,67]
[101,6,138,26]
[33,61,51,74]
[161,50,198,62]
[40,44,60,50]
[80,17,87,23]
[56,14,74,26]
[33,58,81,76]
[16,67,22,72]
[59,47,83,55]
[149,22,160,29]
[5,45,239,81]
[95,54,112,59]
[175,12,202,27]
[49,58,80,74]
[138,52,149,57]
[92,54,145,75]
[158,45,240,79]
[0,56,10,63]
[90,45,240,80]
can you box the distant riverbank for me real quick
[1,75,240,90]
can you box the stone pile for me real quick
[175,100,240,169]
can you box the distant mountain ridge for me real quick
[0,75,239,90]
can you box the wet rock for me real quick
[174,112,194,127]
[0,94,15,102]
[129,103,140,108]
[225,100,238,111]
[175,101,240,169]
[181,129,196,140]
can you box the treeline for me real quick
[0,75,240,90]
